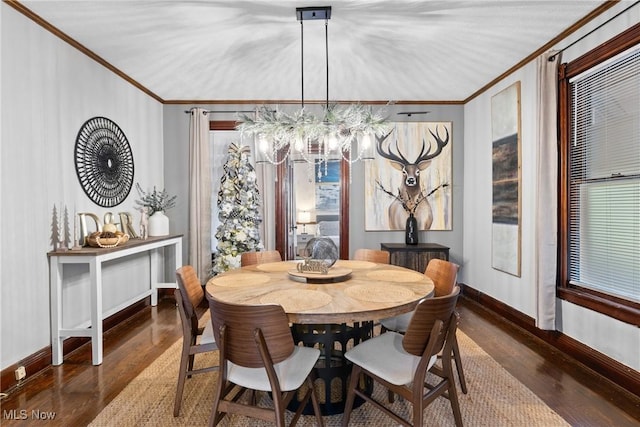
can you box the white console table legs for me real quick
[48,235,183,365]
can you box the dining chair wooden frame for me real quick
[353,248,390,264]
[342,288,463,427]
[174,266,219,417]
[240,250,282,266]
[426,258,459,297]
[381,258,467,394]
[206,295,324,427]
[423,259,467,394]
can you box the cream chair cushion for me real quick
[379,311,412,333]
[199,321,215,345]
[227,346,320,392]
[345,331,437,386]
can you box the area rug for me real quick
[89,330,569,426]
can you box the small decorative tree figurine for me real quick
[211,143,263,275]
[50,204,61,250]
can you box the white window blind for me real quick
[569,45,640,302]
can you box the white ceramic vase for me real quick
[148,211,169,236]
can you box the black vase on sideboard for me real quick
[405,213,418,245]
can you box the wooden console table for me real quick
[48,234,183,365]
[380,243,449,273]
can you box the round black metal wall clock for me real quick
[74,117,135,207]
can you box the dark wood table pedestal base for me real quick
[289,322,374,415]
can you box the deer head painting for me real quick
[365,122,452,231]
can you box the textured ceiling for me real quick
[17,0,609,103]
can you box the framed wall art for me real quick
[365,122,452,231]
[491,81,522,277]
[74,117,134,207]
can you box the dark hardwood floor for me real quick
[1,296,639,426]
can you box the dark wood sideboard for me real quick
[380,243,450,273]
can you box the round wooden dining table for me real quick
[205,259,434,324]
[205,259,434,415]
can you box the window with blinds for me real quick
[568,46,640,303]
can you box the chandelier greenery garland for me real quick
[237,104,391,164]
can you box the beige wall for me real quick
[462,3,640,370]
[1,4,164,369]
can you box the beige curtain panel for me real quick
[535,51,560,330]
[188,108,212,281]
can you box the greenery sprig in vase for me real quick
[134,183,177,215]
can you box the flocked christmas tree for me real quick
[210,143,263,275]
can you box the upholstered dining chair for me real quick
[353,248,390,264]
[342,287,463,427]
[174,266,219,417]
[240,250,282,266]
[206,294,324,427]
[380,258,467,394]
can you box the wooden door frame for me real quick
[210,120,349,260]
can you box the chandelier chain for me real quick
[236,6,391,171]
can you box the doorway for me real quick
[276,158,350,260]
[209,120,349,261]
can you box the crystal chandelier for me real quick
[237,6,390,171]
